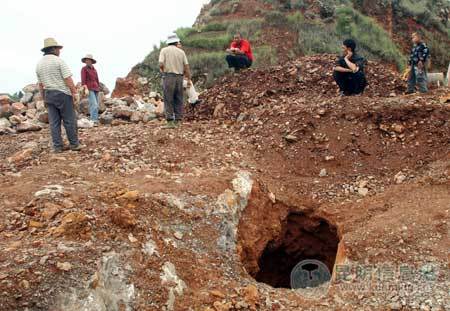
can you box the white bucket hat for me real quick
[82,54,97,64]
[166,33,181,45]
[41,38,63,52]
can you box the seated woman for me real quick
[333,39,367,96]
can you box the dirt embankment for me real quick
[0,55,449,310]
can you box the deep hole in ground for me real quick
[253,212,340,289]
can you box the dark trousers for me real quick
[226,55,252,70]
[162,74,184,121]
[333,71,367,95]
[407,65,428,93]
[45,90,79,149]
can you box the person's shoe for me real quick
[53,148,63,154]
[173,120,181,128]
[70,144,83,152]
[405,90,415,95]
[93,122,99,127]
[162,120,176,129]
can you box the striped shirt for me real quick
[36,55,73,95]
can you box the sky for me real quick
[0,0,209,94]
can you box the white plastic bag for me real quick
[183,79,199,104]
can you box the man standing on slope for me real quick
[159,34,192,129]
[36,38,81,153]
[226,33,254,72]
[333,39,367,96]
[406,32,430,94]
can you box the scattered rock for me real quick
[56,262,73,271]
[108,207,137,228]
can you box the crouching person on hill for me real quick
[333,39,367,96]
[159,34,192,129]
[225,33,254,72]
[406,32,430,94]
[36,38,81,153]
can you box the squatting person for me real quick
[225,33,254,72]
[406,32,430,94]
[158,34,192,129]
[333,39,367,96]
[81,54,101,125]
[36,38,81,153]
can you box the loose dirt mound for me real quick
[190,54,407,120]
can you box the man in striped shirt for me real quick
[36,38,81,153]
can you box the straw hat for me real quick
[41,38,63,52]
[166,33,181,45]
[82,54,97,64]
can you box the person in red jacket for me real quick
[81,54,100,125]
[226,33,254,72]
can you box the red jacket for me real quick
[231,39,254,61]
[81,65,100,91]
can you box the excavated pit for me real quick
[250,212,339,289]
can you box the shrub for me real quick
[189,52,230,87]
[253,46,278,67]
[336,7,407,70]
[182,33,231,50]
[175,27,197,41]
[297,22,342,55]
[264,10,289,27]
[227,18,263,40]
[202,23,229,32]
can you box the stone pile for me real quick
[0,85,48,135]
[0,82,164,134]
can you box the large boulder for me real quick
[98,92,106,113]
[99,83,110,96]
[79,98,89,115]
[11,102,27,115]
[112,106,133,120]
[111,77,139,98]
[130,111,143,123]
[16,122,42,133]
[9,115,24,125]
[36,101,46,112]
[0,95,12,106]
[37,111,49,123]
[0,118,12,129]
[26,109,37,119]
[21,92,34,104]
[0,103,12,118]
[99,113,113,125]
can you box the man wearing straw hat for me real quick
[36,38,81,153]
[159,33,191,129]
[81,54,100,125]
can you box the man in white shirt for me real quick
[36,38,81,153]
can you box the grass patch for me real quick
[182,33,231,50]
[336,7,407,70]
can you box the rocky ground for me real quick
[0,55,449,311]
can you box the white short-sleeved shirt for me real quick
[36,55,73,95]
[159,45,189,75]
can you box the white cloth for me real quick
[447,63,450,87]
[183,79,199,104]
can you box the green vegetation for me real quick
[133,0,450,93]
[336,7,407,70]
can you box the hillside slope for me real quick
[113,0,450,96]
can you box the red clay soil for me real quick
[0,56,449,310]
